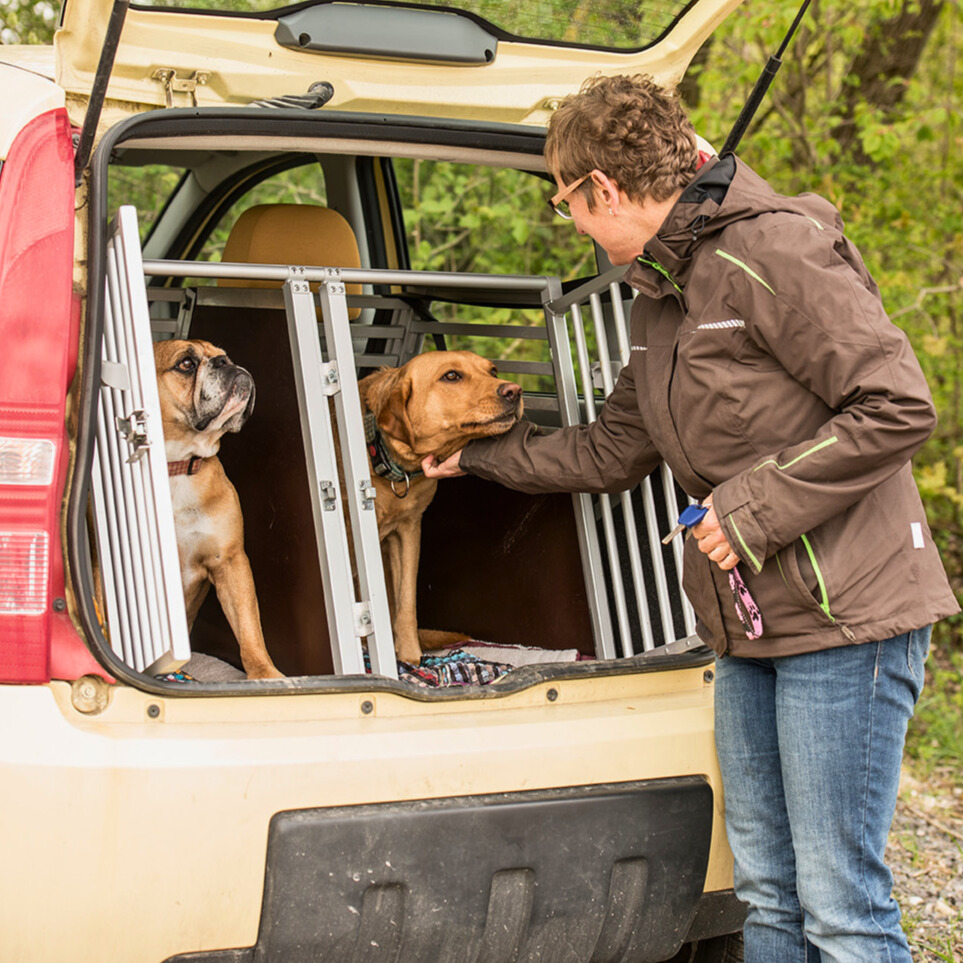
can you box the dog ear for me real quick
[376,371,415,450]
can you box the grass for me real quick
[905,647,963,786]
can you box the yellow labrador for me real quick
[359,351,523,663]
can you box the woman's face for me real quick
[554,172,667,266]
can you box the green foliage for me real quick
[905,651,963,783]
[0,0,58,44]
[393,157,596,391]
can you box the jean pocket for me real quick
[907,625,932,702]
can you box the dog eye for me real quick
[490,366,498,377]
[175,357,197,373]
[441,370,462,382]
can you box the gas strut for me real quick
[720,0,813,157]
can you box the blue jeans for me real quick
[714,627,930,963]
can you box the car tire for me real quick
[667,932,745,963]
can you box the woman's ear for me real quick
[590,170,622,212]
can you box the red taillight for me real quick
[0,108,85,682]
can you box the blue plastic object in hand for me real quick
[662,503,709,544]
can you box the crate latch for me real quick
[151,68,211,108]
[115,410,150,463]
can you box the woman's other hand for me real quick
[422,450,466,479]
[692,493,741,571]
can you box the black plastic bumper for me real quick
[165,777,728,963]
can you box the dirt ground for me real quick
[891,765,963,961]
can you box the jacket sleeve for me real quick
[711,217,937,574]
[460,359,662,494]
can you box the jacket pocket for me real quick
[776,535,837,626]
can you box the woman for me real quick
[423,75,959,961]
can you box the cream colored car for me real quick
[0,2,747,960]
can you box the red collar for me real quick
[168,455,205,476]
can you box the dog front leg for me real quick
[210,552,283,679]
[385,521,423,664]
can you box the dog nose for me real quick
[498,382,522,404]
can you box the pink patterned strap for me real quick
[728,566,764,640]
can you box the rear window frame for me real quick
[115,0,700,55]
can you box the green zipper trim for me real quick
[727,514,762,574]
[754,436,839,472]
[638,256,684,294]
[800,533,834,620]
[715,249,775,295]
[775,551,789,587]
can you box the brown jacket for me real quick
[461,156,959,657]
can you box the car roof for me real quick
[0,50,62,158]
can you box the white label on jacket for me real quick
[911,522,925,549]
[631,345,647,352]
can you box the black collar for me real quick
[363,409,423,496]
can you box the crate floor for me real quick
[156,642,589,686]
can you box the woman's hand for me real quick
[422,449,466,479]
[691,493,742,571]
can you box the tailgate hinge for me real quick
[151,68,211,108]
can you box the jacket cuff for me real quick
[712,474,767,575]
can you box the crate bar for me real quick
[107,238,167,672]
[142,260,553,293]
[282,281,376,676]
[316,279,397,678]
[608,283,696,638]
[569,302,634,656]
[115,211,192,672]
[409,321,548,341]
[543,292,616,661]
[587,291,657,652]
[116,208,191,672]
[91,208,191,674]
[103,248,153,670]
[92,380,137,667]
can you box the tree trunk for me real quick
[831,0,945,161]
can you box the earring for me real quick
[608,208,614,216]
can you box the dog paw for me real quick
[245,664,285,680]
[419,628,471,650]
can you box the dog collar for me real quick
[168,455,205,477]
[363,409,423,496]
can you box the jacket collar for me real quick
[629,153,846,295]
[634,154,737,291]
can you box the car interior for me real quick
[86,119,695,688]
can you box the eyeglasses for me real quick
[548,171,593,220]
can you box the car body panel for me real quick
[54,0,745,125]
[2,667,731,961]
[0,51,62,157]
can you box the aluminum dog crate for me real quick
[92,205,697,679]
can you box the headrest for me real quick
[219,204,362,318]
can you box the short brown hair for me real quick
[545,74,699,210]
